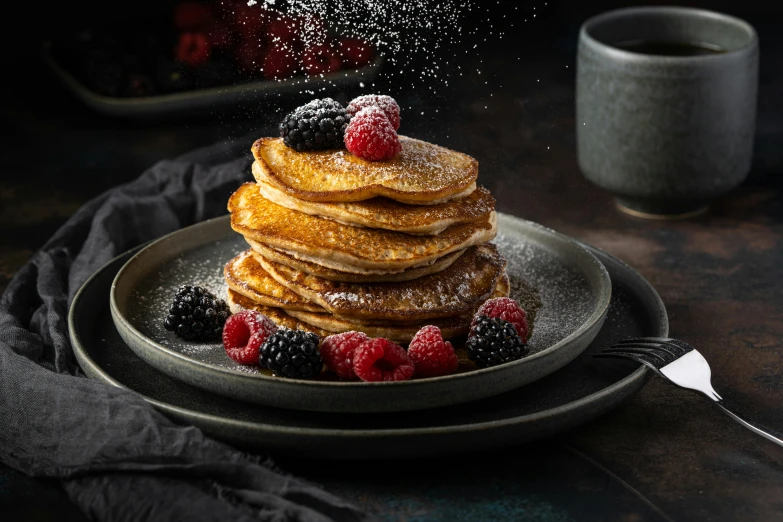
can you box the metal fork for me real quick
[596,337,783,448]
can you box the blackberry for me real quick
[260,329,323,379]
[164,285,230,341]
[465,316,529,368]
[279,98,350,152]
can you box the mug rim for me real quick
[580,6,758,62]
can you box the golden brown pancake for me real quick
[255,244,507,322]
[247,240,466,282]
[253,163,495,235]
[285,273,510,343]
[252,136,478,204]
[226,290,330,337]
[229,183,497,270]
[224,250,322,312]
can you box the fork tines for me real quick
[598,337,695,370]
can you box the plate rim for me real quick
[108,213,613,390]
[69,238,665,438]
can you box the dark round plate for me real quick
[69,234,666,459]
[107,213,611,413]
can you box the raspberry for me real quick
[175,32,212,68]
[347,95,400,130]
[473,297,529,342]
[466,316,529,368]
[320,331,368,380]
[353,338,414,382]
[222,310,277,365]
[303,44,341,75]
[263,43,299,80]
[338,37,375,68]
[408,325,459,378]
[344,107,402,161]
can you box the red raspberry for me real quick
[347,95,400,130]
[320,331,368,380]
[175,32,211,67]
[473,297,529,342]
[344,107,402,161]
[408,325,459,378]
[353,338,414,382]
[222,310,277,365]
[338,37,375,68]
[174,2,214,31]
[263,43,299,80]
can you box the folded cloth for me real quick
[0,139,373,522]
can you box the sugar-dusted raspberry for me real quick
[407,325,459,378]
[353,338,414,382]
[222,310,277,365]
[473,297,529,342]
[347,95,400,130]
[344,107,401,161]
[320,331,368,380]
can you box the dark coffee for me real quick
[613,40,726,56]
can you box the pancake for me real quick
[229,182,497,270]
[224,250,322,312]
[285,273,511,343]
[247,240,466,282]
[226,289,330,337]
[255,244,507,322]
[252,136,478,204]
[253,163,495,235]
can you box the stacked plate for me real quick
[69,213,667,458]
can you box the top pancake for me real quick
[252,136,479,204]
[229,183,497,270]
[253,163,495,235]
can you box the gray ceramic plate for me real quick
[70,240,666,459]
[42,41,383,118]
[108,213,611,413]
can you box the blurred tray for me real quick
[41,40,384,118]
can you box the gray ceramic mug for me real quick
[576,7,758,218]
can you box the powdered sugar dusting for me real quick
[123,226,600,376]
[493,231,596,355]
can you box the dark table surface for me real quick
[2,1,783,521]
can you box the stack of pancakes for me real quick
[224,135,508,343]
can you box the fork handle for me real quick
[712,399,783,448]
